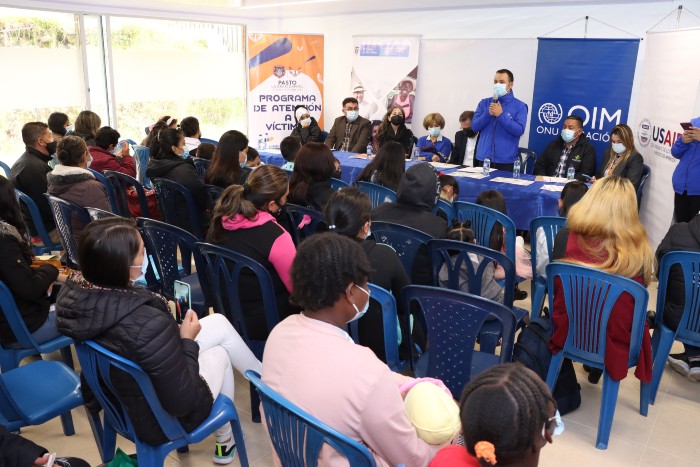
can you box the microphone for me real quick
[493,91,499,103]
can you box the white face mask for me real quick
[347,284,370,323]
[130,249,149,284]
[346,110,359,122]
[428,127,441,138]
[611,142,626,154]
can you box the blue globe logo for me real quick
[538,103,563,125]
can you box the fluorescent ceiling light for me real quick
[239,0,341,9]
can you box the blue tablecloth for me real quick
[259,150,559,230]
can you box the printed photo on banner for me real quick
[352,36,421,125]
[248,33,324,148]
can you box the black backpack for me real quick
[513,316,581,415]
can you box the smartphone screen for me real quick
[681,122,693,131]
[173,280,191,324]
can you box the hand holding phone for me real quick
[173,280,191,324]
[681,122,693,131]
[180,309,201,340]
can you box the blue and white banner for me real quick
[528,38,640,169]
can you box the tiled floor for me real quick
[19,280,700,466]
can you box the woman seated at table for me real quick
[549,176,653,385]
[416,113,453,163]
[290,105,322,144]
[288,142,335,211]
[593,123,644,189]
[56,217,262,464]
[204,130,250,188]
[377,106,414,156]
[206,165,296,341]
[262,233,440,466]
[355,141,406,192]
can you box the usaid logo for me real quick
[538,103,563,125]
[638,119,651,148]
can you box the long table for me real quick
[259,150,561,230]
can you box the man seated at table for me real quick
[324,97,372,153]
[534,114,596,181]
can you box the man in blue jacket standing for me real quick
[672,116,700,223]
[471,69,529,171]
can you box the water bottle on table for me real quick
[513,158,521,179]
[411,145,420,162]
[567,165,575,180]
[264,132,269,150]
[367,143,373,159]
[483,157,491,176]
[258,134,263,151]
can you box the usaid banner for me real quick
[528,38,639,168]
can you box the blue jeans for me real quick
[7,306,61,349]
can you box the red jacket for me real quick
[548,231,652,382]
[88,145,136,177]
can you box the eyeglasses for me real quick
[541,410,565,439]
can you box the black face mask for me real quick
[464,128,477,138]
[46,141,58,155]
[390,115,404,126]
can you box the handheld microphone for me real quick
[493,91,499,103]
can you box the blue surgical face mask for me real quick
[347,284,370,323]
[180,146,190,159]
[86,152,93,168]
[611,142,626,154]
[301,118,311,126]
[239,152,248,168]
[561,129,576,143]
[428,127,441,138]
[130,248,149,284]
[494,83,507,97]
[65,125,74,134]
[346,110,359,122]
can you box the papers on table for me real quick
[490,177,534,186]
[541,184,566,192]
[537,176,569,183]
[348,154,369,159]
[457,167,496,174]
[451,171,488,179]
[429,162,460,170]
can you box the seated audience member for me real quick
[141,116,178,144]
[246,146,264,168]
[89,126,136,177]
[333,156,342,179]
[324,97,372,153]
[262,233,441,466]
[70,110,101,146]
[47,135,112,245]
[430,363,561,467]
[671,116,700,223]
[373,163,447,285]
[355,141,406,191]
[48,112,71,144]
[416,113,453,163]
[56,217,261,465]
[146,128,210,233]
[324,187,410,360]
[370,119,381,153]
[195,142,216,161]
[535,181,588,279]
[9,121,60,244]
[439,220,504,304]
[388,77,415,123]
[204,130,249,188]
[533,114,596,180]
[376,106,414,156]
[280,136,301,171]
[290,105,322,144]
[656,212,700,380]
[0,424,89,467]
[594,123,644,189]
[206,165,295,340]
[439,174,459,203]
[0,176,68,347]
[549,176,653,385]
[449,111,479,166]
[288,142,336,211]
[180,116,202,151]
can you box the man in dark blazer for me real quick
[533,114,596,181]
[449,110,479,166]
[324,97,372,153]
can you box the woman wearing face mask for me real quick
[290,105,322,144]
[416,113,453,163]
[204,130,250,188]
[146,128,210,234]
[55,217,261,465]
[47,135,112,246]
[48,112,72,143]
[376,106,414,156]
[207,165,296,341]
[593,123,644,189]
[262,233,441,467]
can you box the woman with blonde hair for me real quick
[416,112,453,163]
[376,105,414,156]
[206,164,296,340]
[548,176,653,384]
[594,123,645,189]
[71,110,102,146]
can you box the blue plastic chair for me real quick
[370,221,434,281]
[347,283,404,372]
[132,145,152,189]
[75,340,249,465]
[285,204,324,246]
[650,251,700,404]
[193,158,212,180]
[103,170,154,219]
[199,137,219,146]
[637,165,651,210]
[0,160,10,177]
[356,181,397,209]
[454,201,516,263]
[15,189,64,255]
[206,184,224,208]
[45,194,91,269]
[545,263,649,449]
[138,218,208,317]
[432,198,456,222]
[246,370,376,467]
[151,177,206,239]
[518,147,538,175]
[0,360,82,435]
[402,285,516,398]
[88,168,120,215]
[331,177,349,191]
[529,216,567,318]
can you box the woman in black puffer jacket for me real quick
[55,217,261,465]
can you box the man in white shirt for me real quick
[180,116,202,152]
[449,110,479,166]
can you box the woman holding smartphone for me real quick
[55,217,261,465]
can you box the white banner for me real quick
[635,27,700,251]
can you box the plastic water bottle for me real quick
[264,133,269,150]
[483,157,491,176]
[367,143,373,159]
[513,158,521,179]
[257,134,263,151]
[411,145,420,162]
[567,165,575,180]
